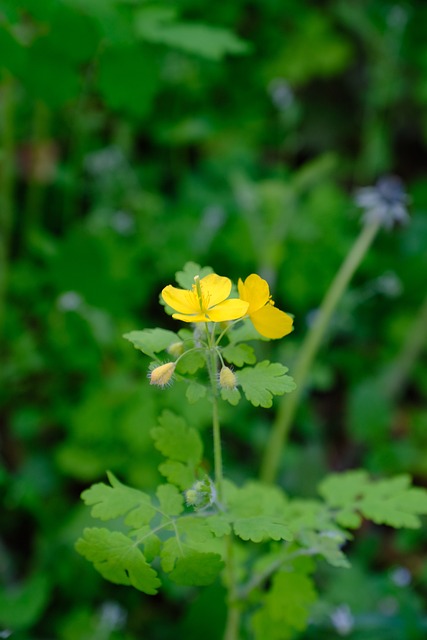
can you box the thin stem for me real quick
[260,221,381,483]
[238,547,316,600]
[223,536,241,640]
[381,291,427,401]
[0,74,15,337]
[205,324,224,501]
[24,100,49,243]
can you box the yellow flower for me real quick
[162,274,249,323]
[238,274,293,339]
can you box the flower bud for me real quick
[167,341,184,358]
[149,362,175,388]
[185,477,217,510]
[219,366,237,391]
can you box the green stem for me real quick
[223,532,241,640]
[0,74,15,337]
[260,220,381,483]
[204,325,240,639]
[205,325,224,501]
[24,99,49,242]
[381,291,427,401]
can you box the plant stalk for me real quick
[381,291,427,400]
[260,220,381,483]
[0,74,15,336]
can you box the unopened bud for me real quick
[149,362,175,388]
[185,476,217,510]
[167,341,184,358]
[219,366,237,390]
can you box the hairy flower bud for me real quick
[167,341,184,358]
[219,365,237,391]
[149,362,175,388]
[185,477,217,510]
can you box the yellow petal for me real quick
[206,299,249,322]
[171,311,207,323]
[238,274,270,313]
[251,304,293,339]
[162,285,198,314]
[200,274,231,308]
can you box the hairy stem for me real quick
[260,220,381,483]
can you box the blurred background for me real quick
[1,1,427,638]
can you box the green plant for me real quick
[76,261,427,640]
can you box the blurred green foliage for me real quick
[1,0,427,638]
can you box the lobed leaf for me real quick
[174,261,214,289]
[319,471,427,529]
[151,410,203,466]
[169,552,224,586]
[252,569,317,640]
[186,381,207,404]
[222,343,256,367]
[237,361,296,408]
[220,387,241,405]
[81,471,155,524]
[233,516,292,543]
[158,460,196,491]
[156,484,184,517]
[75,528,161,595]
[123,328,179,359]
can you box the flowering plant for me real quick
[76,262,427,640]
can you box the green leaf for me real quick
[228,320,269,344]
[156,484,184,517]
[176,350,205,374]
[136,11,249,61]
[220,387,241,405]
[123,328,179,359]
[169,552,224,586]
[151,410,203,466]
[81,471,155,525]
[237,361,296,407]
[222,343,256,366]
[97,44,160,119]
[359,476,427,528]
[252,569,317,640]
[233,516,292,543]
[299,530,350,568]
[174,262,214,289]
[76,528,160,595]
[318,470,369,507]
[186,382,207,404]
[158,460,196,490]
[207,515,232,537]
[319,471,427,529]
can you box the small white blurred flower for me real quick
[391,566,411,587]
[57,291,83,311]
[355,176,410,229]
[330,604,354,636]
[111,210,135,235]
[268,78,294,110]
[98,600,127,631]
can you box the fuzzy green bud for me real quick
[167,341,184,358]
[219,365,237,391]
[185,476,217,510]
[149,362,175,388]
